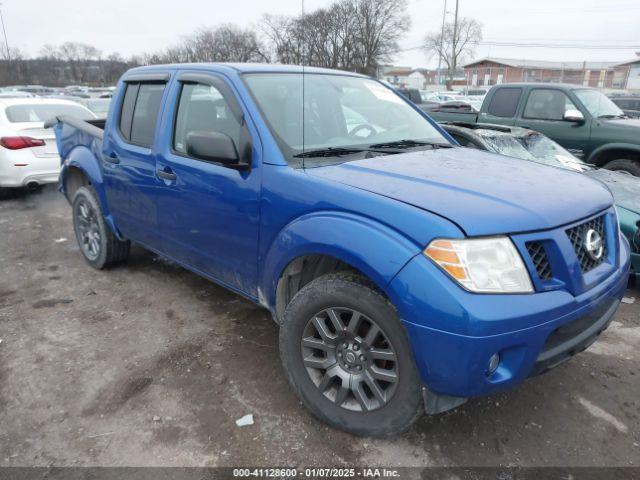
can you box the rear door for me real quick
[478,87,523,126]
[514,88,590,157]
[102,75,169,247]
[154,72,261,296]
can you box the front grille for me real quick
[566,215,607,273]
[526,241,553,281]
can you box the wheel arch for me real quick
[260,211,421,321]
[587,143,640,167]
[61,146,123,240]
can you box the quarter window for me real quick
[487,88,522,118]
[173,83,242,156]
[523,89,578,121]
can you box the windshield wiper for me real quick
[293,147,364,158]
[598,114,626,119]
[368,139,452,149]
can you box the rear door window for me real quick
[118,82,166,147]
[487,88,522,118]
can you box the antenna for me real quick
[301,0,306,169]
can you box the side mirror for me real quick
[564,109,585,123]
[186,131,244,167]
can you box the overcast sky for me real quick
[2,0,639,68]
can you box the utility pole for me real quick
[436,0,447,89]
[449,0,459,90]
[0,2,9,63]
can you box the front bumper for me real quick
[388,230,631,400]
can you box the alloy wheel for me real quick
[75,199,101,260]
[301,307,399,412]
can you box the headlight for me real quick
[424,237,534,293]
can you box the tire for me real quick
[72,186,130,269]
[603,158,640,177]
[279,272,423,437]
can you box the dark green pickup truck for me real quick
[429,83,640,175]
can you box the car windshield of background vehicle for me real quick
[574,89,625,118]
[477,131,537,161]
[5,104,95,123]
[517,133,590,172]
[243,73,449,165]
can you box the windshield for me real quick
[574,89,624,118]
[516,132,589,172]
[243,73,449,164]
[5,103,94,123]
[476,131,537,161]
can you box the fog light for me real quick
[487,353,500,375]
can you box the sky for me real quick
[2,0,639,68]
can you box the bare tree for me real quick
[351,0,410,75]
[262,0,409,74]
[261,15,305,65]
[424,16,482,88]
[145,24,268,65]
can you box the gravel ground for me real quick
[0,185,639,467]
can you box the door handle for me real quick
[105,152,120,164]
[157,169,177,181]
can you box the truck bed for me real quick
[45,115,105,162]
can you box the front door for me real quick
[155,73,261,297]
[102,79,168,247]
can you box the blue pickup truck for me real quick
[49,64,631,437]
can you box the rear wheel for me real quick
[603,158,640,177]
[72,186,130,269]
[279,273,423,437]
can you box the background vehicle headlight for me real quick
[424,237,534,293]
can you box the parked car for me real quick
[425,100,480,115]
[428,83,640,176]
[0,91,37,99]
[80,98,112,117]
[0,98,95,195]
[441,122,640,284]
[608,96,640,119]
[48,64,630,437]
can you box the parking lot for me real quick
[0,185,639,467]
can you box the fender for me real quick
[260,210,424,311]
[587,142,640,166]
[60,143,123,241]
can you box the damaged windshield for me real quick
[243,72,449,166]
[479,130,589,172]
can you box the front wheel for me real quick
[279,273,423,437]
[72,186,130,269]
[603,158,640,177]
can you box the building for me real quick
[463,57,620,88]
[381,67,465,89]
[381,67,413,86]
[613,58,640,90]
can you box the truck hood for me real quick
[601,117,640,130]
[584,169,640,214]
[307,148,613,236]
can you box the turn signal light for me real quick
[0,136,46,150]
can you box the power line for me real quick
[395,41,640,53]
